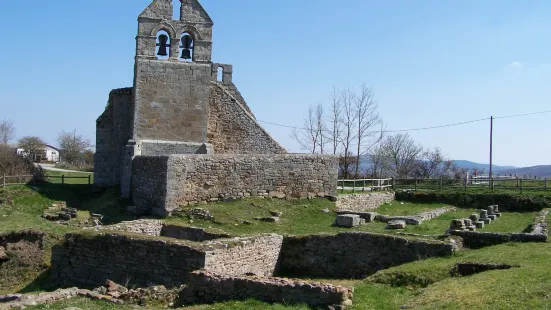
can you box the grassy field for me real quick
[43,170,93,185]
[1,184,550,309]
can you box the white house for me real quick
[16,144,60,163]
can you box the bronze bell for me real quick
[156,34,170,56]
[180,35,193,59]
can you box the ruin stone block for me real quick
[386,220,406,229]
[469,214,479,222]
[480,210,488,219]
[335,214,361,227]
[488,215,497,221]
[483,218,492,225]
[475,221,485,229]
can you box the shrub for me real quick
[0,145,42,179]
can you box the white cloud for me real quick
[509,61,523,68]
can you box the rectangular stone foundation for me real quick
[132,154,338,216]
[179,270,354,309]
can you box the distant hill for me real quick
[499,165,551,178]
[452,160,517,172]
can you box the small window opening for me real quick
[156,30,171,59]
[180,33,194,62]
[217,67,223,81]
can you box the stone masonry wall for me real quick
[180,270,354,309]
[336,193,395,211]
[94,88,133,186]
[50,233,205,288]
[50,233,283,288]
[133,60,211,143]
[132,154,338,216]
[207,82,286,154]
[140,140,213,156]
[278,232,456,278]
[204,234,283,277]
[131,156,169,214]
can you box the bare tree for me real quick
[339,88,358,178]
[354,84,382,177]
[314,104,327,154]
[368,143,387,178]
[292,104,326,154]
[328,87,343,155]
[380,133,423,178]
[413,148,446,179]
[470,167,485,177]
[58,130,93,165]
[0,119,15,146]
[18,136,45,162]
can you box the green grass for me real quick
[2,186,551,309]
[27,242,551,309]
[43,170,93,185]
[374,201,446,216]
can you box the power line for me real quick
[494,110,551,120]
[257,109,550,133]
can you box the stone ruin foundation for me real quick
[47,225,460,309]
[448,205,549,249]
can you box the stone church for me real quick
[94,0,337,216]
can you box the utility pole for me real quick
[489,116,493,186]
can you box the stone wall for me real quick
[132,154,338,216]
[336,193,394,211]
[131,156,169,214]
[449,231,548,249]
[180,270,354,309]
[204,234,283,277]
[50,233,205,288]
[140,140,213,156]
[278,232,456,278]
[207,82,286,154]
[50,233,283,288]
[94,220,230,242]
[94,88,133,186]
[133,60,211,143]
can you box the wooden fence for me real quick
[1,174,93,187]
[337,178,393,193]
[391,177,548,193]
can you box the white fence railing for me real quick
[337,178,393,192]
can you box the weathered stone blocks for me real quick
[132,154,338,217]
[180,270,354,309]
[335,214,361,227]
[386,220,406,229]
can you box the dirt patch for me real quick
[0,231,48,294]
[450,262,518,277]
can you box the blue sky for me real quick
[0,0,549,167]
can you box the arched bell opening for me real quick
[217,67,223,82]
[179,32,194,62]
[156,30,171,60]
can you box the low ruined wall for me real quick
[204,234,283,277]
[161,225,230,242]
[49,233,283,288]
[180,270,354,309]
[96,220,230,242]
[132,154,338,216]
[337,193,394,211]
[450,231,547,249]
[96,219,164,236]
[278,232,456,278]
[50,233,205,288]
